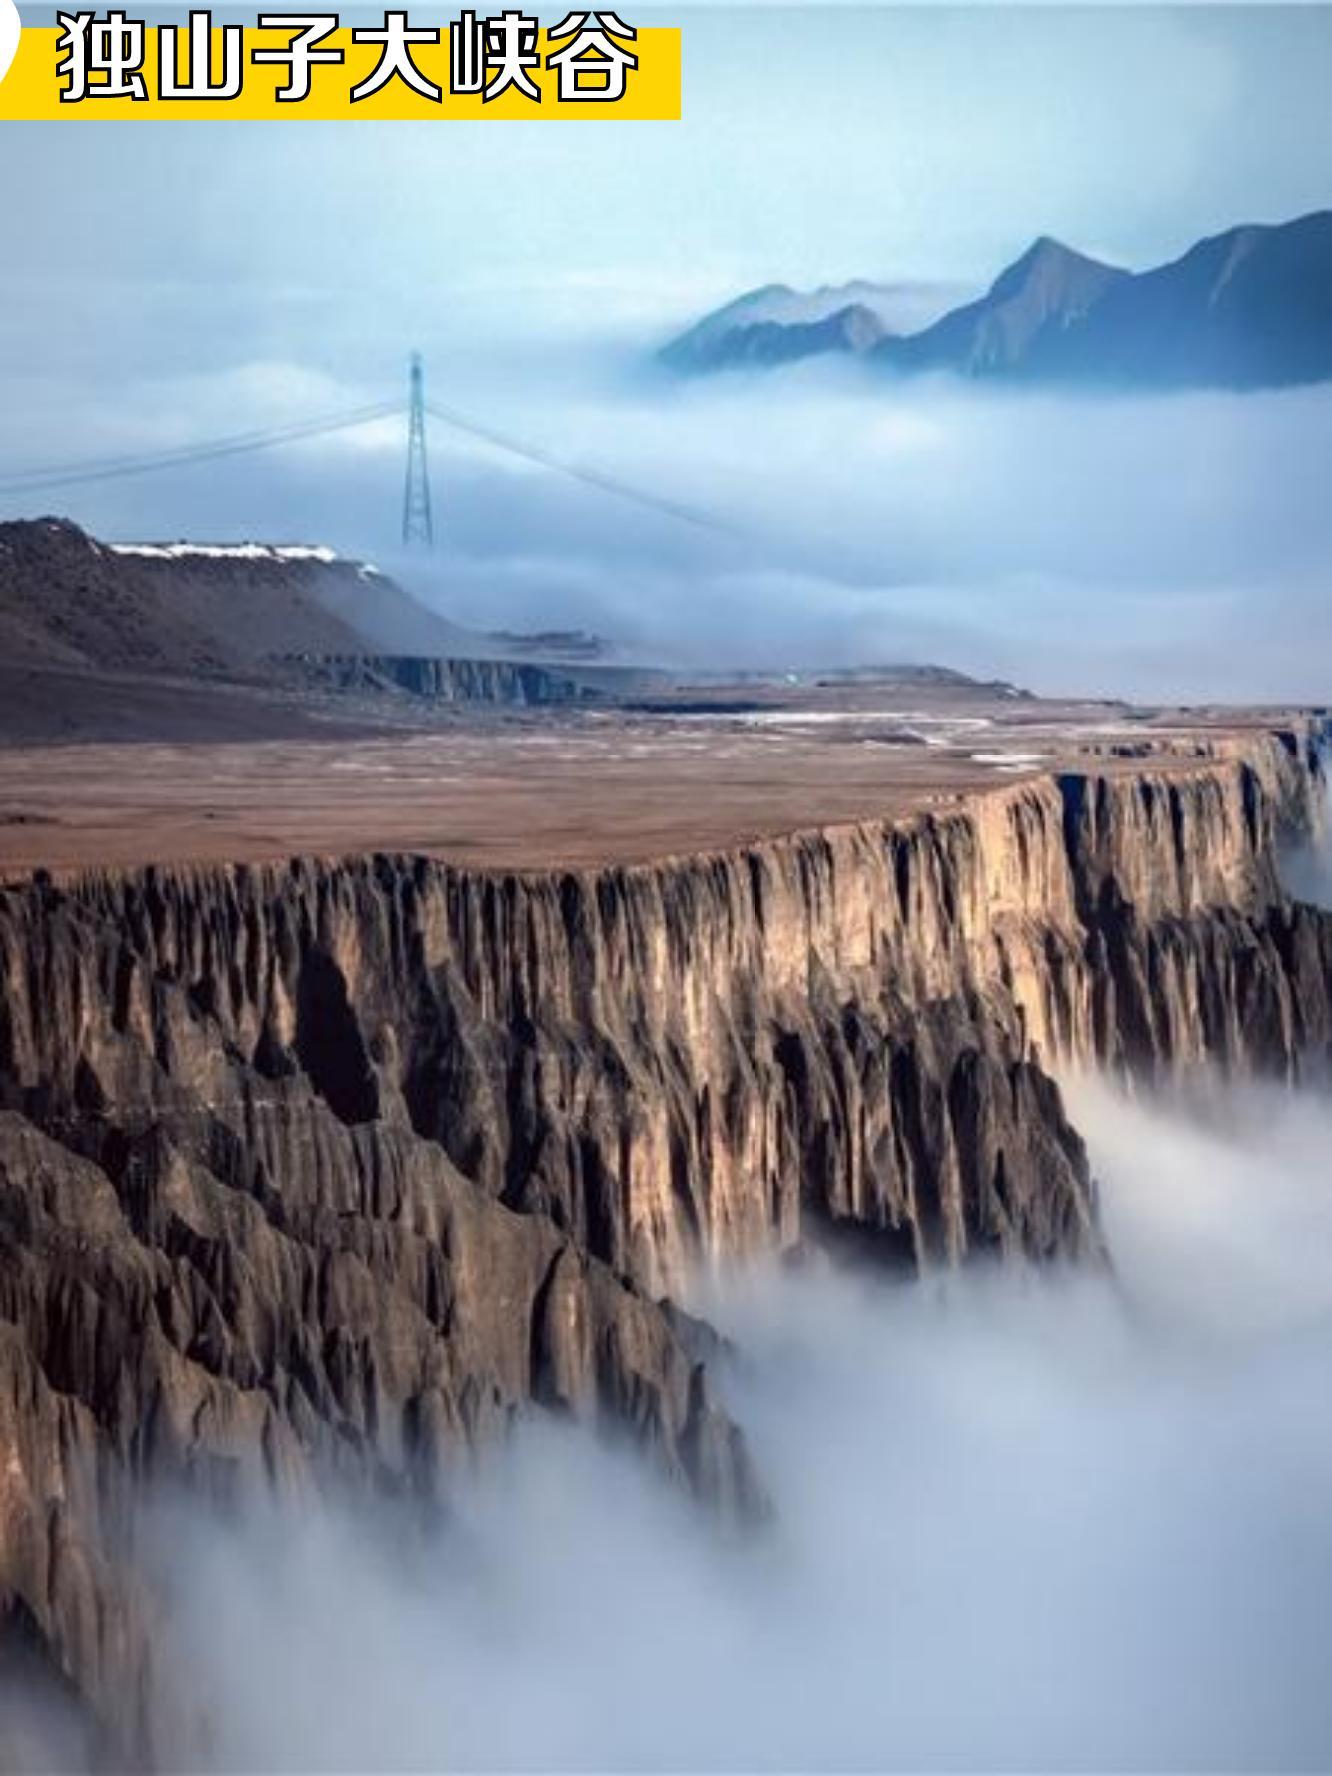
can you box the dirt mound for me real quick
[0,518,459,679]
[0,520,609,743]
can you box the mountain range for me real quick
[661,211,1332,389]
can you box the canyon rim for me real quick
[1,652,1330,1763]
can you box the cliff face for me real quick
[0,728,1328,1763]
[11,734,1315,1289]
[0,922,761,1764]
[286,652,593,705]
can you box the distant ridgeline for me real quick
[661,211,1332,389]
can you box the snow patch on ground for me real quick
[109,542,341,565]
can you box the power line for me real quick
[427,400,737,537]
[0,401,401,496]
[0,385,736,542]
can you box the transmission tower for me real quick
[402,352,434,546]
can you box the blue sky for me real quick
[8,6,1332,362]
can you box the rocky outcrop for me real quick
[0,725,1328,1763]
[0,1086,758,1761]
[0,929,761,1765]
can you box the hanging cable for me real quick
[426,401,738,537]
[0,401,402,496]
[0,390,737,541]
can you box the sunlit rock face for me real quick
[0,723,1328,1763]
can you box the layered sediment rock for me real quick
[0,725,1328,1762]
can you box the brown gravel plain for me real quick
[0,676,1297,878]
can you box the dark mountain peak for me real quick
[1192,209,1331,255]
[659,279,910,372]
[1031,207,1332,388]
[715,280,795,316]
[1006,232,1076,268]
[1168,220,1268,278]
[875,235,1129,375]
[661,212,1332,389]
[825,302,890,348]
[1280,208,1332,241]
[1163,210,1332,296]
[989,235,1126,304]
[685,301,889,371]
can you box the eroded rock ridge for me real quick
[0,725,1329,1763]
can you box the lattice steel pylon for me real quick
[402,352,434,546]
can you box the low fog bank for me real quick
[13,342,1332,701]
[134,1080,1332,1773]
[1282,780,1332,908]
[403,369,1332,706]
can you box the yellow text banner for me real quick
[0,22,681,119]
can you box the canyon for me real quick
[0,688,1329,1766]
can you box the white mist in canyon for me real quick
[151,1080,1332,1773]
[1283,782,1332,909]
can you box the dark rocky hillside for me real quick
[0,521,594,740]
[0,520,475,678]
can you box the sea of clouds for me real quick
[125,1076,1332,1774]
[7,319,1332,702]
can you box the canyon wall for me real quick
[9,729,1321,1291]
[0,726,1329,1762]
[284,652,593,705]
